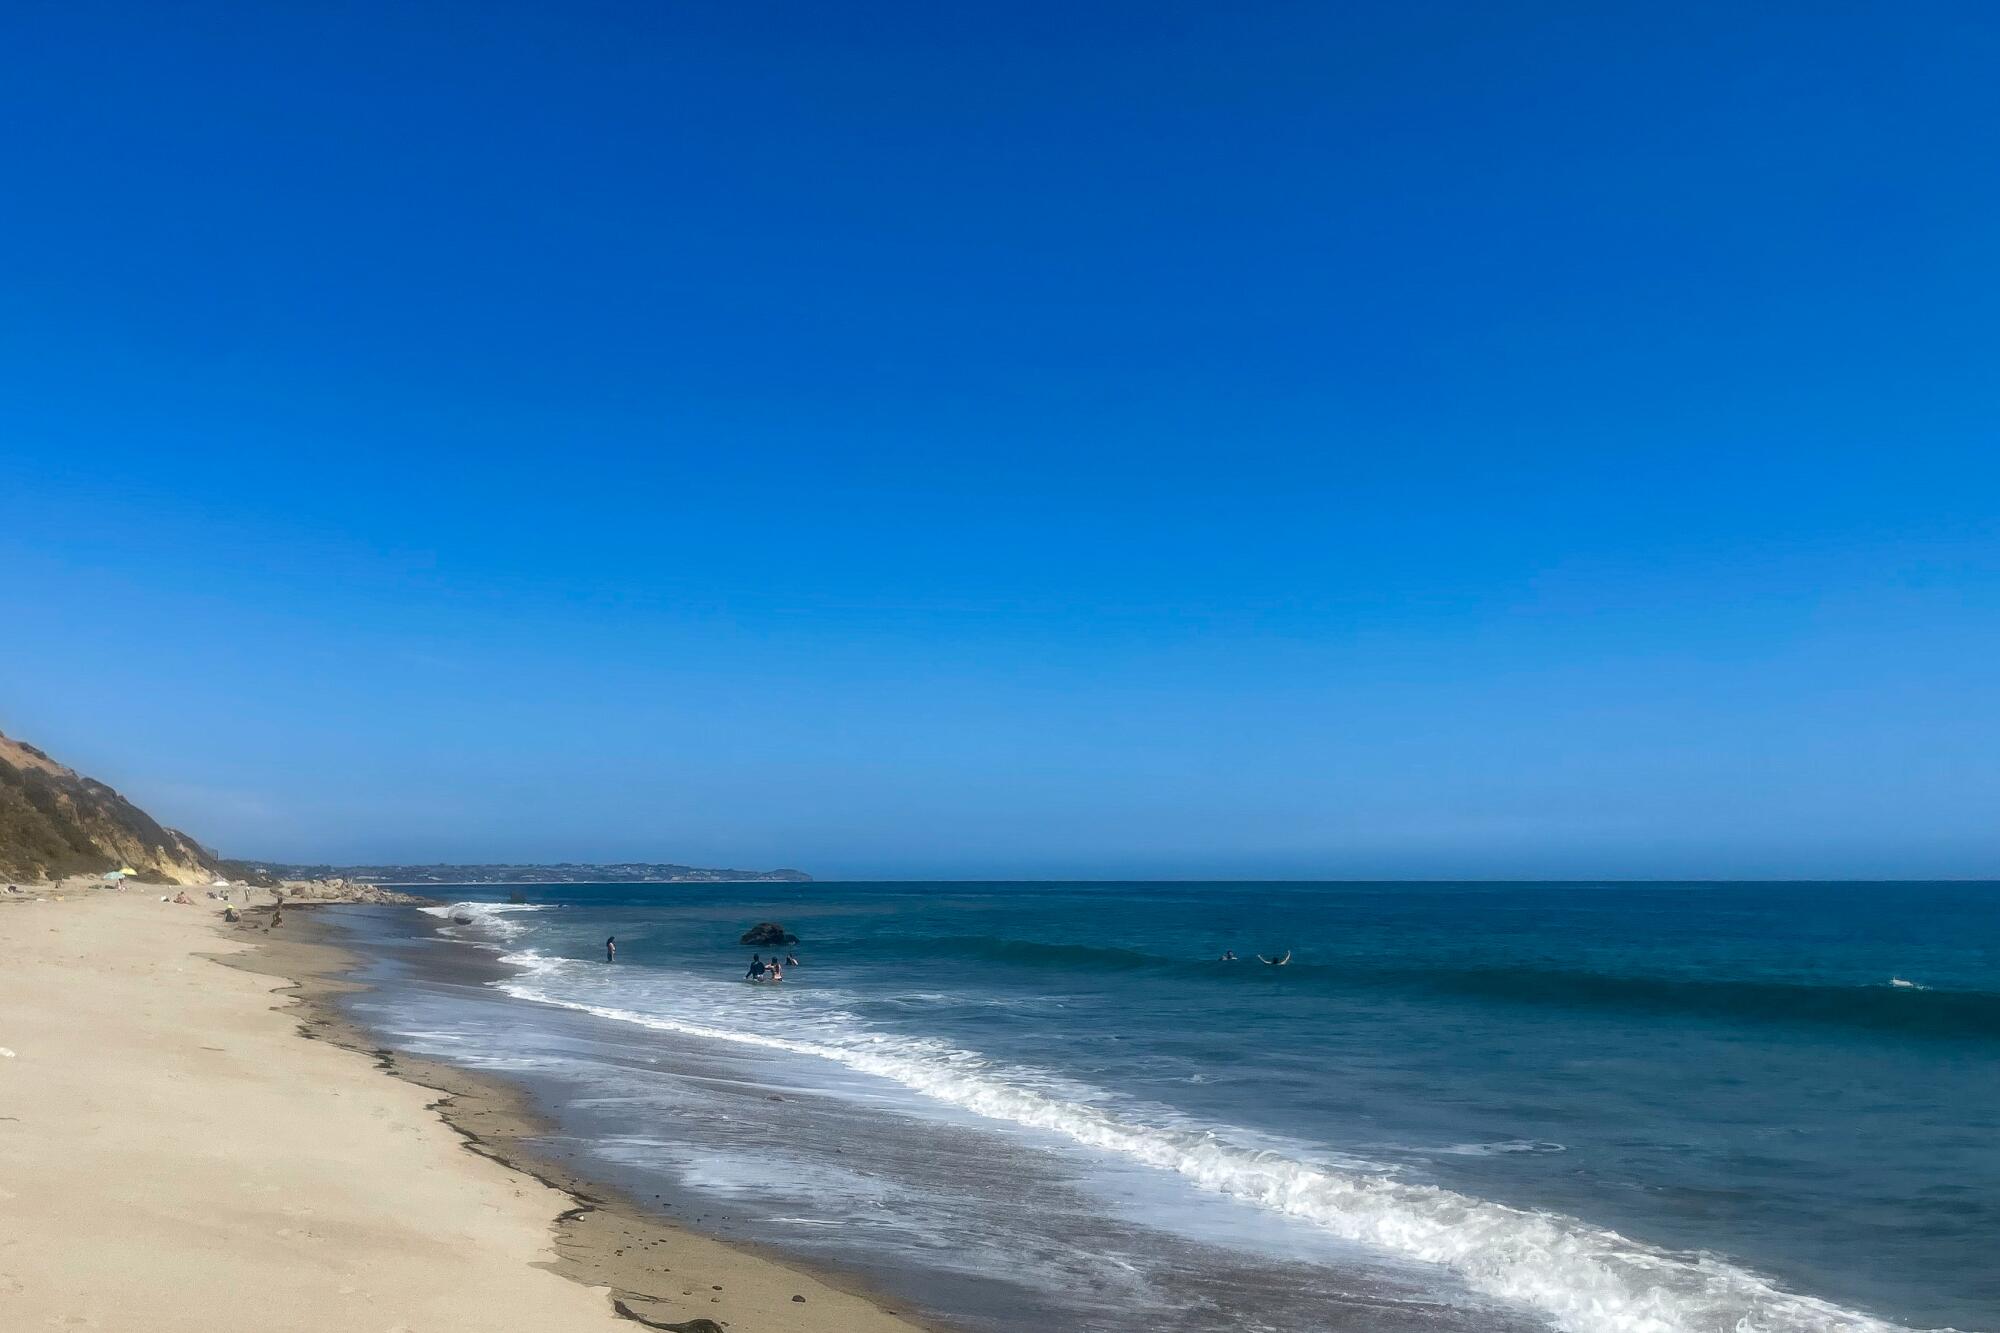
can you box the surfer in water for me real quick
[1256,950,1291,966]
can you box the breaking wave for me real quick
[487,946,1948,1333]
[418,901,551,940]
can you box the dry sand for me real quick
[0,888,927,1333]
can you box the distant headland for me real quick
[236,861,814,885]
[2,724,810,889]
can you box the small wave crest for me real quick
[1435,1140,1568,1157]
[871,938,1999,1040]
[1407,966,1995,1040]
[419,901,550,940]
[496,947,566,977]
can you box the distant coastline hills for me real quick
[0,726,809,887]
[243,862,814,885]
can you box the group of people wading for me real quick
[745,951,800,982]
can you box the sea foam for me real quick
[485,947,1950,1333]
[419,901,550,941]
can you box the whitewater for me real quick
[382,880,1992,1328]
[471,940,1937,1333]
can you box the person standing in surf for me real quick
[606,935,617,963]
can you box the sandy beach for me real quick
[0,887,926,1333]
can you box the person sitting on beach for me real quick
[1256,950,1291,966]
[746,954,766,980]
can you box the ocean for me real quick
[328,881,1999,1333]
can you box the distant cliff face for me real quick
[0,730,220,885]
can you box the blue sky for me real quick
[4,2,1997,877]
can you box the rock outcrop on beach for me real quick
[276,878,432,906]
[739,922,798,946]
[0,729,221,885]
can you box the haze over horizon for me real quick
[5,3,1997,880]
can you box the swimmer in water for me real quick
[1219,949,1237,961]
[1256,950,1292,966]
[606,936,617,963]
[785,952,800,968]
[746,954,766,980]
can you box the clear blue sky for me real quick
[4,3,1997,878]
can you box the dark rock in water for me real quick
[739,921,797,946]
[452,911,474,925]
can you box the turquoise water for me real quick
[365,882,1999,1332]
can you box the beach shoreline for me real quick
[0,886,932,1333]
[239,901,947,1332]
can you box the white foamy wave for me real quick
[488,962,1946,1333]
[419,901,550,940]
[1890,977,1929,990]
[496,947,567,977]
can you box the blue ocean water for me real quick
[350,882,1999,1333]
